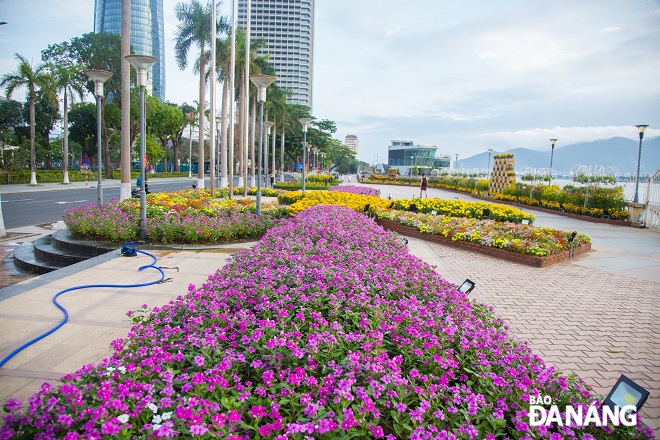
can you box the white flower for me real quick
[117,414,129,424]
[152,423,161,430]
[118,366,126,374]
[147,402,158,413]
[161,412,172,421]
[152,414,162,424]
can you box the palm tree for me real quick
[174,0,215,188]
[232,28,268,189]
[266,85,294,178]
[1,53,54,185]
[50,63,85,184]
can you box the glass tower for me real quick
[94,0,166,100]
[238,0,314,108]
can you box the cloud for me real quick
[475,126,660,150]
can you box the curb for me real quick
[376,219,591,268]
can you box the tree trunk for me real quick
[29,94,37,185]
[63,92,70,183]
[198,53,207,186]
[220,80,228,183]
[173,136,179,172]
[119,0,131,199]
[251,95,256,181]
[237,79,244,181]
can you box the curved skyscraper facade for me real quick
[94,0,166,100]
[238,0,314,109]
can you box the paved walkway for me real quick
[0,180,658,434]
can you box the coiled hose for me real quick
[0,242,165,368]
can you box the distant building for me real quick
[345,134,359,155]
[238,0,314,108]
[388,140,439,175]
[94,0,166,100]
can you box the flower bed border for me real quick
[474,195,631,226]
[376,218,591,268]
[365,180,632,226]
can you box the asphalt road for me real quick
[0,177,271,229]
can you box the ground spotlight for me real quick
[458,279,475,294]
[603,374,649,414]
[522,218,530,225]
[401,238,408,245]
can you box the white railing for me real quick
[643,168,660,230]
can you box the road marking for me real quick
[54,200,89,205]
[0,198,34,203]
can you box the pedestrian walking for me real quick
[420,174,428,198]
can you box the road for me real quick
[0,177,273,229]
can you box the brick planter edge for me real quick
[376,219,591,268]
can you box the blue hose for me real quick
[0,242,165,368]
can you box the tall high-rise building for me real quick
[238,0,314,108]
[345,134,359,155]
[94,0,166,100]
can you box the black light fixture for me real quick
[387,193,392,200]
[482,208,491,219]
[522,218,530,225]
[458,279,475,294]
[568,231,577,242]
[603,374,649,413]
[401,238,409,245]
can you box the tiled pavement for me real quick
[0,180,658,434]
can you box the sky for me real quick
[1,0,659,164]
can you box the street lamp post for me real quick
[264,121,275,187]
[487,148,493,179]
[299,118,311,193]
[633,125,649,203]
[249,74,277,216]
[549,138,557,181]
[186,112,194,178]
[126,55,158,239]
[455,154,459,172]
[84,69,112,207]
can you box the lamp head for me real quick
[550,138,558,147]
[635,125,649,139]
[250,74,277,102]
[488,148,493,153]
[84,69,112,97]
[298,117,311,132]
[458,279,476,294]
[264,121,275,133]
[125,55,158,87]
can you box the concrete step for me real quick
[12,242,68,275]
[32,235,88,266]
[51,229,118,257]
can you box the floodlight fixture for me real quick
[602,374,649,414]
[401,238,409,245]
[522,218,531,225]
[569,231,578,242]
[458,279,476,294]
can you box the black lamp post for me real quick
[84,69,112,207]
[549,138,557,180]
[633,125,649,203]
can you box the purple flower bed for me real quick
[1,206,652,439]
[328,185,381,197]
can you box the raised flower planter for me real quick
[376,218,591,267]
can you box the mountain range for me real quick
[458,137,660,176]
